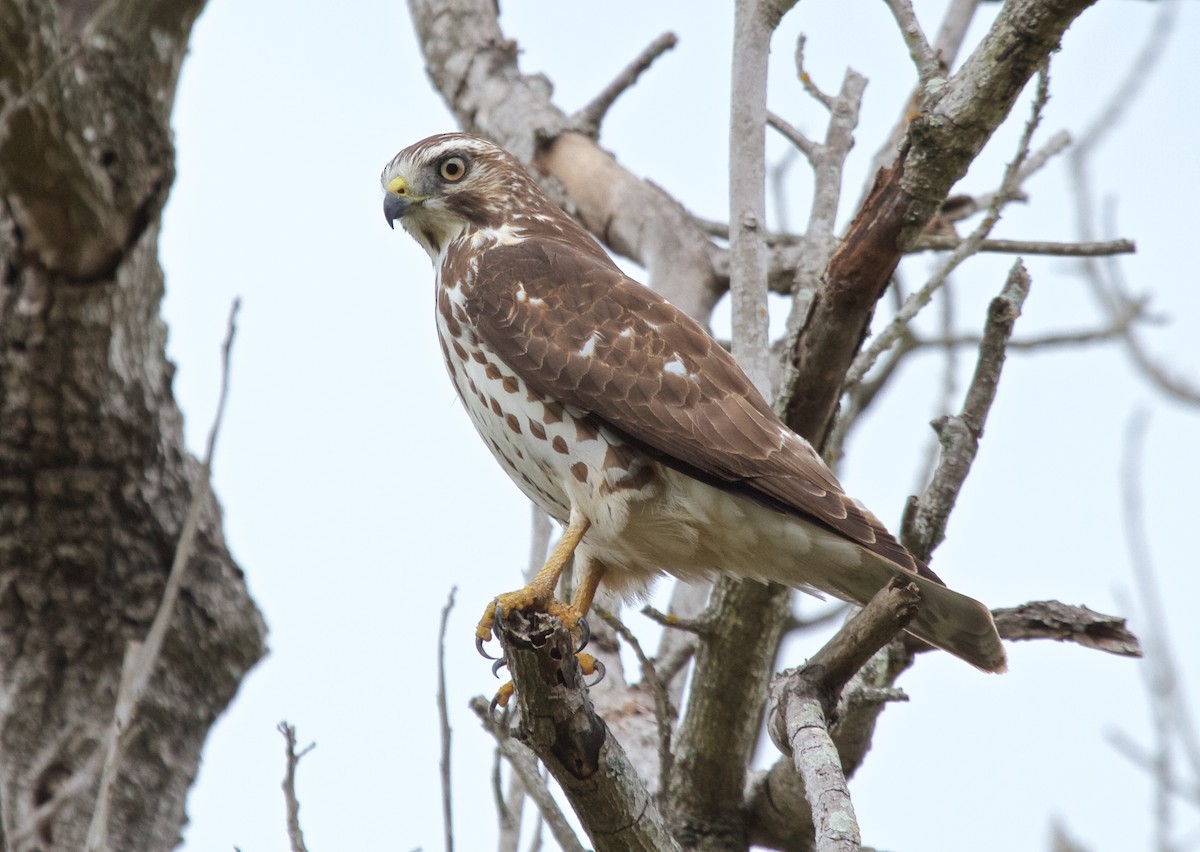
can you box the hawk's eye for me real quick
[439,156,467,182]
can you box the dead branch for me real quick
[901,260,1030,558]
[911,236,1134,256]
[595,608,678,797]
[1113,411,1200,846]
[991,601,1142,657]
[1067,0,1199,407]
[767,110,817,159]
[729,0,799,390]
[438,587,457,852]
[794,34,835,110]
[571,32,678,138]
[85,298,241,851]
[278,722,315,852]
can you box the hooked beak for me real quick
[383,192,410,229]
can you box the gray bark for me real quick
[0,0,267,849]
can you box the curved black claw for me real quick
[488,692,505,721]
[585,658,606,687]
[491,657,509,678]
[576,616,591,653]
[476,634,501,661]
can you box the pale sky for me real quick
[161,2,1200,850]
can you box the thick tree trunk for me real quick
[0,1,267,849]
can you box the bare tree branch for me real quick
[277,722,315,852]
[729,0,799,390]
[901,260,1030,559]
[767,110,818,159]
[911,235,1135,257]
[1067,0,1198,407]
[571,31,679,138]
[438,587,457,852]
[667,580,790,850]
[884,0,940,85]
[595,608,678,798]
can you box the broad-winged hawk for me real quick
[381,133,1006,675]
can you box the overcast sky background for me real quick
[158,2,1199,850]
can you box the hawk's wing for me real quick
[462,236,927,578]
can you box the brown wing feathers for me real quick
[463,236,931,580]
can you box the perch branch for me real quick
[489,610,677,851]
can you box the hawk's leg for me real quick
[476,509,592,653]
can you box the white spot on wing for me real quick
[664,357,688,377]
[580,331,603,358]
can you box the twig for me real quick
[471,698,588,852]
[767,578,923,852]
[901,260,1031,559]
[493,744,526,852]
[774,65,867,418]
[595,607,677,796]
[84,298,241,851]
[571,32,678,137]
[794,34,835,110]
[767,111,817,159]
[640,604,713,635]
[910,236,1135,257]
[278,722,316,852]
[884,0,940,85]
[437,586,457,852]
[1106,729,1200,807]
[1119,411,1200,846]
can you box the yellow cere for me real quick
[387,175,409,195]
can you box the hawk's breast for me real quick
[433,249,662,541]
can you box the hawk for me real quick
[382,132,1006,675]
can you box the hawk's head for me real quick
[381,133,545,261]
